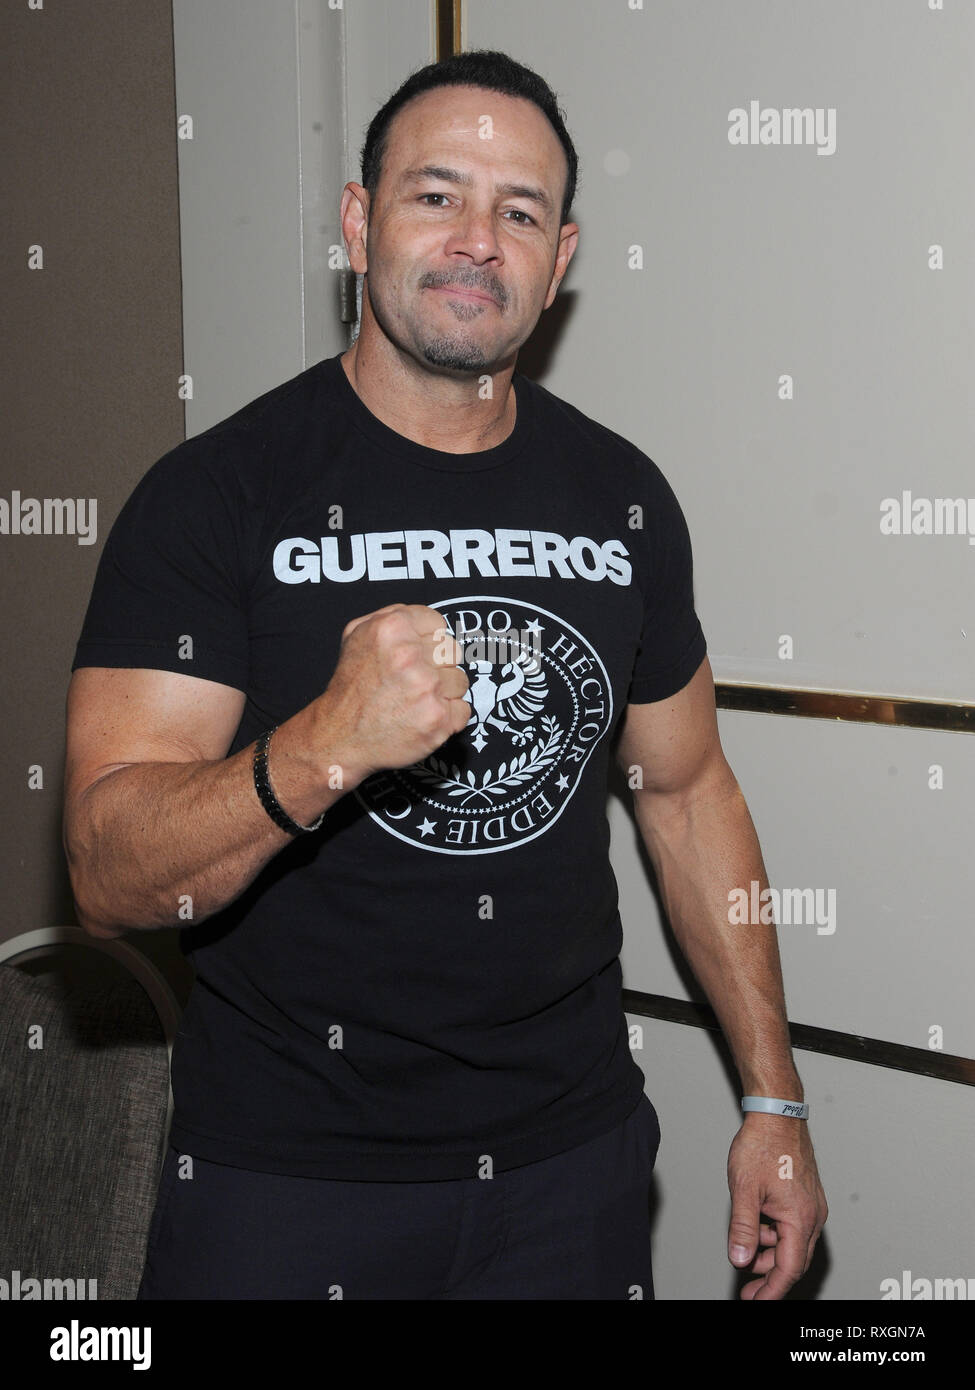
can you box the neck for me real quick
[340,332,517,454]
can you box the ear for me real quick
[542,223,579,310]
[340,183,370,273]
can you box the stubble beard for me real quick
[420,335,491,372]
[418,296,498,373]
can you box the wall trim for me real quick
[436,0,462,58]
[715,683,975,735]
[623,990,975,1086]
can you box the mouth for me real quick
[428,285,499,307]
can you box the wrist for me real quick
[261,707,356,829]
[740,1071,803,1103]
[304,693,371,793]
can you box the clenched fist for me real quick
[316,604,471,785]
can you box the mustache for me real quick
[420,271,507,308]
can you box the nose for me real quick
[442,204,504,266]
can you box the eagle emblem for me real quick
[461,648,548,751]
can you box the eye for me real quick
[419,193,450,206]
[505,209,536,226]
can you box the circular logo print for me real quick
[353,597,613,854]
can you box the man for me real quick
[63,48,826,1300]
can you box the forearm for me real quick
[65,698,363,937]
[633,767,802,1098]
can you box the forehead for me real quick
[383,84,566,190]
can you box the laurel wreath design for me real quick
[409,714,565,806]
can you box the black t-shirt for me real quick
[71,353,707,1180]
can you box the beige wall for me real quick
[462,0,975,1298]
[1,1,188,992]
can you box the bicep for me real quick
[64,666,247,807]
[614,655,731,801]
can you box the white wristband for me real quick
[742,1095,809,1119]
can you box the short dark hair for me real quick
[359,49,579,227]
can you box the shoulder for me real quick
[520,371,679,501]
[196,359,327,448]
[131,359,331,501]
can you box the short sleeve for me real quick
[626,459,707,704]
[71,435,250,691]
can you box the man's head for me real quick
[341,49,580,377]
[361,50,579,230]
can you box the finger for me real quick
[728,1189,761,1267]
[802,1215,826,1278]
[409,604,457,636]
[448,692,475,736]
[734,1225,778,1283]
[414,607,463,666]
[748,1244,779,1276]
[751,1221,806,1301]
[439,666,472,700]
[430,626,465,667]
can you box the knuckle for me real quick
[388,642,415,673]
[418,700,443,735]
[377,607,408,637]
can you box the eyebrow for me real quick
[398,164,554,217]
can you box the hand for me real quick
[727,1113,828,1300]
[318,603,470,782]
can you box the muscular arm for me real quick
[616,655,827,1297]
[62,668,358,940]
[63,605,470,942]
[616,657,798,1097]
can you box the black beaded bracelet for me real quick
[253,727,325,835]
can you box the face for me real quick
[343,84,578,375]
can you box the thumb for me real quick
[728,1189,760,1267]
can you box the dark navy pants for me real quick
[137,1093,660,1300]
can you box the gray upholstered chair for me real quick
[0,928,180,1300]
